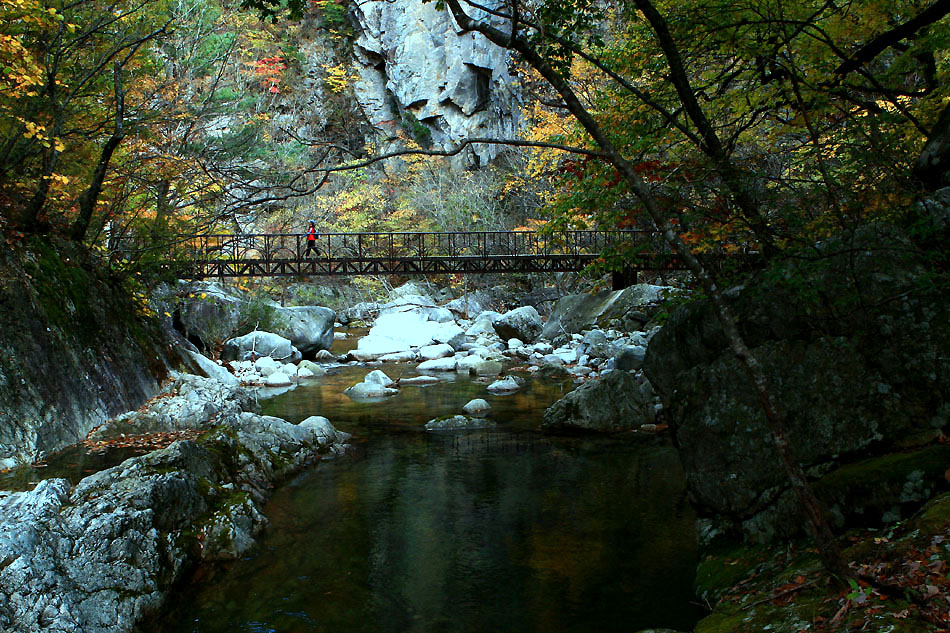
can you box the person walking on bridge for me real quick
[304,220,318,259]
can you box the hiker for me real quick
[305,220,318,258]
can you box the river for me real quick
[151,357,704,633]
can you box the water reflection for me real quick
[260,363,571,434]
[156,366,702,633]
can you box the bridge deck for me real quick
[156,230,680,279]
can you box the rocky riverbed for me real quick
[202,280,671,434]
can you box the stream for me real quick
[151,352,704,633]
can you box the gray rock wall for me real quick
[350,0,522,167]
[644,226,950,543]
[0,240,182,469]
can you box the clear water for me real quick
[153,360,703,633]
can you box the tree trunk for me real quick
[71,66,126,243]
[19,149,59,233]
[914,102,950,192]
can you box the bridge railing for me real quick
[183,229,651,262]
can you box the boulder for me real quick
[486,376,524,394]
[493,306,543,343]
[388,281,432,300]
[614,345,647,371]
[364,370,394,387]
[541,284,670,339]
[465,312,502,337]
[462,398,491,415]
[424,415,496,431]
[431,322,466,349]
[445,291,492,318]
[582,329,618,359]
[379,351,418,362]
[272,306,335,354]
[221,331,300,362]
[265,372,293,387]
[186,350,239,386]
[531,342,554,355]
[420,343,455,360]
[399,375,441,386]
[299,415,351,445]
[643,226,950,543]
[298,360,327,377]
[417,357,459,372]
[339,301,379,324]
[457,355,503,376]
[542,370,653,433]
[353,312,435,360]
[380,294,453,322]
[551,347,578,364]
[344,370,398,399]
[314,350,337,362]
[178,281,244,349]
[537,363,571,380]
[343,382,398,399]
[254,356,281,377]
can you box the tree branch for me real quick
[834,0,950,75]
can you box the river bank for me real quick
[692,491,950,632]
[0,373,352,631]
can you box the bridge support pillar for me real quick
[612,267,637,290]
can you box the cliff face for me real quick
[0,239,181,468]
[643,224,950,544]
[350,0,523,167]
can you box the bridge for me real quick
[155,230,682,285]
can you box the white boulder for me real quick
[254,357,281,377]
[462,398,491,415]
[418,357,459,372]
[486,376,524,393]
[420,343,455,360]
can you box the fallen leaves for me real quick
[81,430,202,455]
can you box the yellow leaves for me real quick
[323,63,357,93]
[21,120,44,139]
[19,118,67,152]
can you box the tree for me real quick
[426,0,872,579]
[427,0,949,580]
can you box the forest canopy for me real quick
[1,0,947,284]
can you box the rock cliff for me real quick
[350,0,522,167]
[0,238,185,469]
[644,225,950,544]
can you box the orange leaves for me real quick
[81,430,202,455]
[246,55,287,94]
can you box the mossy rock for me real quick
[813,444,950,526]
